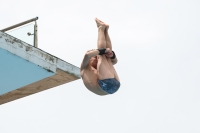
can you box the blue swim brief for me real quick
[98,78,120,94]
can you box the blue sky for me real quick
[0,0,200,133]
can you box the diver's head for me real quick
[89,56,98,69]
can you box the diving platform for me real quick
[0,30,80,105]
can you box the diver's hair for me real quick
[111,51,116,59]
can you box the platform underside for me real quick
[0,69,79,104]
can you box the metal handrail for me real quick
[1,17,38,32]
[1,17,39,47]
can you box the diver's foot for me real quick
[95,18,107,28]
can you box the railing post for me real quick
[34,21,38,47]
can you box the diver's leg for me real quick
[95,18,112,50]
[95,18,114,80]
[105,25,112,50]
[96,19,120,81]
[95,18,107,48]
[105,26,120,81]
[97,26,106,48]
[97,56,114,80]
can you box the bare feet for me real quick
[95,18,107,28]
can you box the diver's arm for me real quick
[80,50,99,70]
[80,48,111,70]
